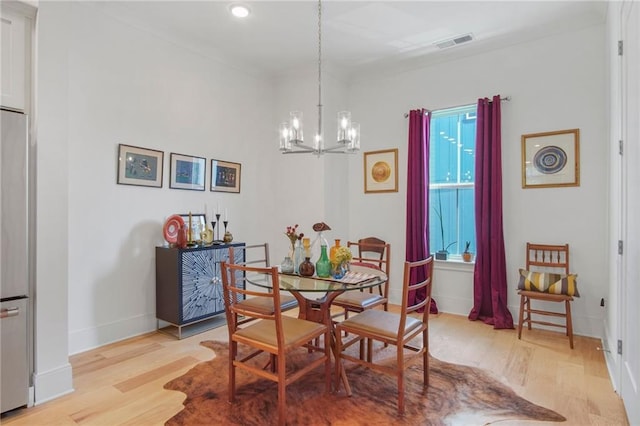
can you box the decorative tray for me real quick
[281,271,379,285]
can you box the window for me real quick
[429,104,476,258]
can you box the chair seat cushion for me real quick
[337,309,422,340]
[518,269,580,297]
[333,292,385,309]
[235,316,326,348]
[236,294,298,315]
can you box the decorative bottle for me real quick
[281,256,294,274]
[299,257,315,277]
[315,245,331,278]
[311,231,329,262]
[330,239,341,263]
[294,240,305,274]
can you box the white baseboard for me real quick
[68,312,158,355]
[33,363,73,405]
[602,319,620,392]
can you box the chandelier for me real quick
[279,0,360,155]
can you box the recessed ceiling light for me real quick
[229,3,250,18]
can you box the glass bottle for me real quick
[281,256,294,274]
[294,239,305,274]
[302,237,311,258]
[299,257,315,277]
[330,239,341,263]
[311,231,329,262]
[315,245,331,278]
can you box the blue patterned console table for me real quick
[155,242,245,339]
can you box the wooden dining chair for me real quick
[332,237,390,320]
[228,243,297,326]
[517,243,578,349]
[220,261,331,426]
[335,256,434,414]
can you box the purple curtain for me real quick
[468,95,513,329]
[406,109,438,314]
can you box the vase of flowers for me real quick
[331,246,352,279]
[284,224,302,257]
[283,224,303,273]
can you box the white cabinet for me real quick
[1,3,34,112]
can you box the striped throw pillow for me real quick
[518,269,580,297]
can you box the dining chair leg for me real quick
[566,300,574,349]
[324,330,331,393]
[397,348,405,414]
[517,294,525,339]
[277,355,286,426]
[423,331,429,387]
[228,341,236,403]
[335,330,343,392]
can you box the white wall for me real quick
[346,24,608,338]
[36,1,289,402]
[34,1,609,406]
[34,1,74,404]
[36,0,347,374]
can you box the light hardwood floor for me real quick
[1,311,629,425]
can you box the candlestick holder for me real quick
[223,220,233,243]
[211,221,217,241]
[215,214,221,241]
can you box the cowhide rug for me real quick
[164,341,565,425]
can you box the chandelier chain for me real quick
[317,0,323,143]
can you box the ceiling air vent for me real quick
[434,33,474,50]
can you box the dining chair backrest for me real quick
[526,243,569,275]
[348,237,389,275]
[347,237,390,298]
[229,243,270,268]
[400,256,434,332]
[228,243,298,322]
[220,261,284,341]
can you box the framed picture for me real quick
[522,129,580,189]
[117,144,164,188]
[364,148,398,193]
[179,213,207,240]
[170,153,206,191]
[210,159,241,193]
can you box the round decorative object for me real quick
[371,161,391,182]
[299,257,315,277]
[533,145,567,174]
[223,231,233,243]
[163,214,185,244]
[281,256,294,274]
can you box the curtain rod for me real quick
[403,96,511,118]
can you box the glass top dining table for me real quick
[245,263,388,396]
[246,264,387,294]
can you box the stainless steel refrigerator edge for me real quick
[1,109,31,413]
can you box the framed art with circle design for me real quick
[521,128,580,189]
[364,148,398,193]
